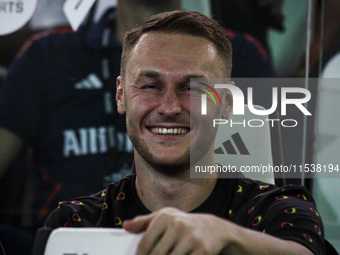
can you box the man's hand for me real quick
[123,207,236,255]
[123,207,314,255]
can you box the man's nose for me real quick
[157,90,182,116]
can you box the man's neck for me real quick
[134,154,218,212]
[115,0,181,44]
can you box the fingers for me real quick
[148,225,178,255]
[136,210,172,255]
[124,208,221,255]
[123,213,155,233]
[168,235,194,255]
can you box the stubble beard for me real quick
[125,113,191,176]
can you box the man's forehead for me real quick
[124,32,224,78]
[131,31,217,56]
[134,70,209,82]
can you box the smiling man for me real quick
[39,11,325,255]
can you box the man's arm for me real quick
[123,207,314,255]
[0,127,23,178]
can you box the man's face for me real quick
[117,32,230,171]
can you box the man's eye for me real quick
[142,84,158,89]
[188,87,204,93]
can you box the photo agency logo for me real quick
[198,81,222,115]
[195,80,312,128]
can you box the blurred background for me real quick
[0,0,339,254]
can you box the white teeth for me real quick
[150,127,189,135]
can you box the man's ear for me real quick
[221,82,234,119]
[116,76,126,114]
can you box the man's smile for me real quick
[149,127,190,135]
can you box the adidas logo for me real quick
[75,73,103,89]
[215,132,250,155]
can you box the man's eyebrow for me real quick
[181,75,207,85]
[135,70,161,83]
[134,72,207,84]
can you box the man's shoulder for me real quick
[223,28,268,62]
[220,175,313,213]
[44,175,135,228]
[222,28,274,77]
[15,28,81,60]
[60,175,134,210]
[228,177,316,218]
[236,177,312,202]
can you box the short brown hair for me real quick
[121,10,232,77]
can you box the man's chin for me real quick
[152,163,190,176]
[144,155,190,176]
